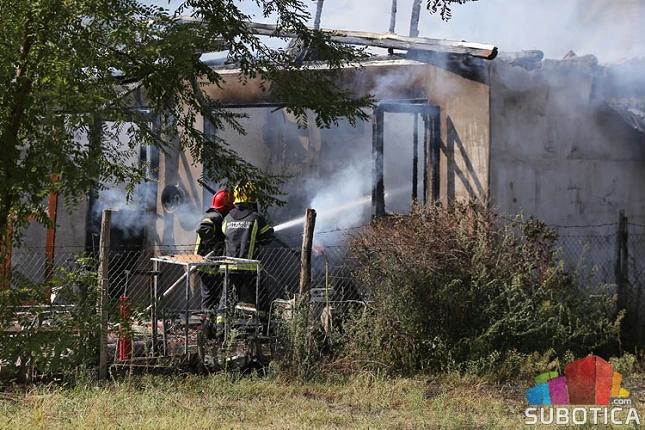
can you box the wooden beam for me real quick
[45,183,59,282]
[389,0,398,34]
[313,0,324,31]
[249,22,498,60]
[409,0,422,38]
[178,17,498,60]
[98,209,111,380]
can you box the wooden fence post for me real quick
[299,209,317,297]
[293,209,316,373]
[98,209,111,380]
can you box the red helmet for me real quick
[210,189,233,214]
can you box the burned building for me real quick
[13,29,645,290]
[148,52,645,248]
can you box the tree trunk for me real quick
[0,209,13,290]
[0,16,34,285]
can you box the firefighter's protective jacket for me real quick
[222,204,273,269]
[194,210,226,256]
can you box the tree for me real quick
[0,0,372,263]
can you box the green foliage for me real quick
[0,0,373,242]
[274,294,319,379]
[610,353,639,378]
[342,202,621,377]
[0,256,99,383]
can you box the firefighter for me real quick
[219,183,274,314]
[194,188,233,310]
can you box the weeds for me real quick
[341,202,621,377]
[0,256,99,384]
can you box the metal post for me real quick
[45,184,59,283]
[616,210,631,346]
[423,113,429,205]
[431,108,441,202]
[412,113,419,202]
[372,107,385,217]
[184,264,190,355]
[256,263,261,335]
[223,263,229,345]
[151,260,158,356]
[162,318,168,356]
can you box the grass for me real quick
[0,372,643,429]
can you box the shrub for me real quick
[341,202,621,377]
[0,256,99,384]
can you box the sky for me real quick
[148,0,645,63]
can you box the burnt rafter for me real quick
[178,17,498,60]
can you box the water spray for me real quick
[273,185,411,232]
[274,195,371,232]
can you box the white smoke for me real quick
[316,0,645,62]
[309,160,372,231]
[272,160,372,245]
[145,1,645,62]
[94,183,156,237]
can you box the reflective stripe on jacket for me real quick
[222,204,273,270]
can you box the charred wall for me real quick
[192,59,492,239]
[489,57,645,228]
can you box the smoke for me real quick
[315,0,645,63]
[271,108,423,246]
[173,196,206,233]
[94,182,156,238]
[308,160,372,241]
[144,1,645,62]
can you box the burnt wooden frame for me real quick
[372,101,441,218]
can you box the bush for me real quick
[341,202,621,377]
[0,256,99,384]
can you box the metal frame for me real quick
[149,255,262,357]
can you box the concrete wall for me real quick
[489,58,645,228]
[12,198,88,285]
[421,63,491,204]
[153,117,205,249]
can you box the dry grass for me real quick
[0,373,519,429]
[0,372,642,429]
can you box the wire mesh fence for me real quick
[5,220,645,372]
[7,244,358,365]
[557,231,617,289]
[628,223,645,344]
